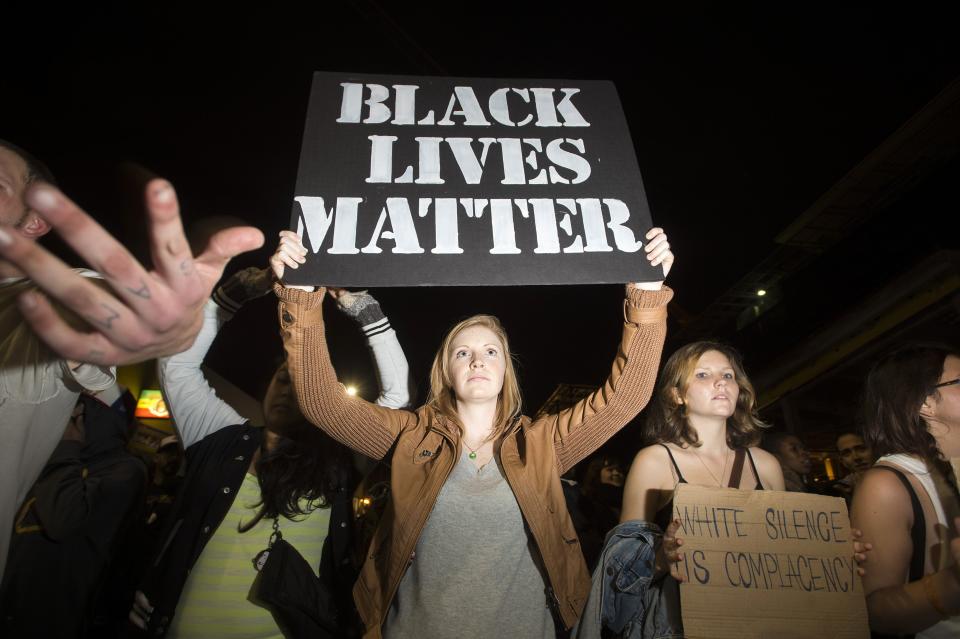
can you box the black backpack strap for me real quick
[873,465,926,582]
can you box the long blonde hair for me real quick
[426,314,522,440]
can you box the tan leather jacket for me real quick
[276,284,671,637]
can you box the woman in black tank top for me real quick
[621,341,786,579]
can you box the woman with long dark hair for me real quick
[129,263,410,638]
[852,344,960,637]
[270,228,674,638]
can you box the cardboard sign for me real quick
[288,71,658,287]
[673,484,869,639]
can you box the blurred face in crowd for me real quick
[0,146,29,227]
[776,434,813,475]
[154,445,182,477]
[836,433,874,473]
[262,363,304,439]
[0,145,49,248]
[600,461,625,487]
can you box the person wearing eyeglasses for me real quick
[852,344,960,638]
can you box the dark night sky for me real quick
[3,3,959,416]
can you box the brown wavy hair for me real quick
[427,314,522,442]
[645,341,767,448]
[862,343,958,477]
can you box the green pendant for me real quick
[469,451,477,460]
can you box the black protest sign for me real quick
[287,71,658,287]
[673,485,869,639]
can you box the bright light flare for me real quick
[346,385,358,396]
[756,289,767,297]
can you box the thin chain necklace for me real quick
[692,447,730,487]
[463,439,484,460]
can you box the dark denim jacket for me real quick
[575,520,684,639]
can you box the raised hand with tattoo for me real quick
[0,179,264,365]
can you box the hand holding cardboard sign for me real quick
[656,517,685,582]
[0,180,264,365]
[673,485,870,638]
[852,528,873,577]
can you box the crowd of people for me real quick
[1,137,958,638]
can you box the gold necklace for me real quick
[692,447,730,487]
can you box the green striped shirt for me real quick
[168,473,329,639]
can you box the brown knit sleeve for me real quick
[274,284,414,460]
[540,285,672,475]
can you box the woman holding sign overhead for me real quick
[852,344,960,638]
[269,227,673,638]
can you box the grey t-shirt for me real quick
[384,449,555,638]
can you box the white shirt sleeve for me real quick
[368,327,410,409]
[63,361,116,393]
[158,300,246,448]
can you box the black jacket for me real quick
[137,422,357,638]
[1,395,147,639]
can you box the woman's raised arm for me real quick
[271,231,415,460]
[536,228,674,474]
